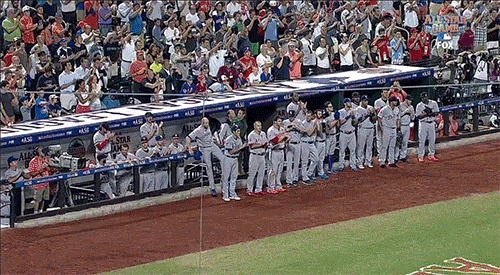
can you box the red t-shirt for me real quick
[84,1,100,29]
[419,32,432,57]
[3,53,13,67]
[196,83,207,94]
[28,156,50,189]
[129,60,148,83]
[388,89,407,103]
[197,1,210,13]
[238,56,257,79]
[373,36,390,62]
[408,37,423,62]
[20,15,35,44]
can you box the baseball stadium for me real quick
[1,0,500,274]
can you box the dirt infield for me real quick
[2,140,499,275]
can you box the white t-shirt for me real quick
[227,2,241,16]
[146,0,164,21]
[300,37,316,66]
[339,43,353,66]
[209,49,226,77]
[474,60,488,81]
[404,3,419,28]
[59,70,76,93]
[81,32,95,52]
[186,13,199,25]
[315,46,330,69]
[121,41,136,62]
[256,53,272,74]
[163,27,180,45]
[61,0,76,12]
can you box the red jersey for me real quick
[419,32,432,57]
[238,56,257,79]
[196,83,207,94]
[373,35,390,62]
[84,0,100,29]
[408,37,423,62]
[129,60,148,83]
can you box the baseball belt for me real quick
[341,130,354,134]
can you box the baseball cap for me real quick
[172,133,180,138]
[187,75,194,81]
[155,134,165,141]
[231,124,240,132]
[389,96,399,102]
[7,156,18,165]
[22,6,31,12]
[420,92,428,98]
[221,75,228,81]
[145,112,153,118]
[361,95,369,101]
[141,136,148,143]
[343,98,351,103]
[49,94,58,100]
[352,92,360,98]
[243,47,251,53]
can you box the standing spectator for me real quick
[129,50,148,95]
[42,0,58,18]
[84,0,100,30]
[315,37,330,74]
[2,9,21,49]
[118,0,133,24]
[404,1,419,33]
[474,52,489,94]
[274,47,291,80]
[0,81,15,124]
[245,9,262,55]
[98,0,113,36]
[75,78,95,114]
[36,66,57,92]
[429,0,444,16]
[180,75,196,94]
[458,23,475,52]
[339,34,355,71]
[145,0,164,35]
[256,44,273,75]
[299,30,316,76]
[408,28,424,63]
[286,41,303,80]
[28,146,50,213]
[262,10,284,48]
[34,90,49,120]
[372,27,391,64]
[355,38,373,68]
[390,31,406,65]
[419,28,432,59]
[129,3,144,38]
[61,0,77,30]
[19,94,35,121]
[473,10,489,51]
[196,74,208,94]
[19,6,37,54]
[239,47,257,80]
[486,9,499,49]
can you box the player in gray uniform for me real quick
[218,109,236,147]
[95,154,116,199]
[374,90,389,160]
[283,110,301,187]
[168,134,186,187]
[314,109,329,179]
[377,97,401,168]
[2,157,28,219]
[246,121,268,195]
[296,110,319,184]
[152,135,170,190]
[287,93,307,122]
[222,124,247,201]
[135,137,155,192]
[186,117,225,197]
[416,92,439,163]
[114,144,138,196]
[267,116,289,193]
[338,98,359,172]
[93,122,116,160]
[351,91,361,109]
[355,95,377,168]
[324,102,339,174]
[396,95,415,163]
[140,112,163,148]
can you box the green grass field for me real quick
[105,192,500,275]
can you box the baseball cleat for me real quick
[319,174,329,179]
[380,164,386,168]
[276,188,287,193]
[428,156,438,162]
[358,165,365,169]
[247,192,255,196]
[211,189,217,197]
[268,189,279,194]
[339,167,344,172]
[401,157,407,163]
[222,197,230,202]
[352,167,358,172]
[366,163,374,168]
[389,163,398,168]
[418,157,425,163]
[311,176,317,181]
[256,191,267,196]
[229,196,241,201]
[303,179,312,185]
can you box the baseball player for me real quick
[218,109,237,147]
[283,110,301,187]
[93,122,116,160]
[338,98,359,172]
[324,102,340,174]
[396,95,415,163]
[267,116,289,193]
[140,112,163,148]
[152,135,170,190]
[222,124,247,201]
[351,91,361,109]
[186,117,225,197]
[314,109,329,179]
[95,154,116,199]
[168,134,186,187]
[135,136,155,192]
[246,121,268,196]
[355,95,377,168]
[374,90,389,160]
[416,92,439,162]
[287,93,307,122]
[114,144,138,196]
[377,97,401,168]
[297,110,319,184]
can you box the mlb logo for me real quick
[437,32,453,41]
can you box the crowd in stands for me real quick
[0,0,499,127]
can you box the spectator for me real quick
[286,40,303,79]
[47,94,63,117]
[196,74,208,94]
[472,10,489,51]
[28,146,51,213]
[458,23,475,52]
[239,47,257,80]
[19,94,35,121]
[98,0,113,36]
[19,6,37,53]
[42,0,58,18]
[299,30,316,76]
[355,38,373,68]
[102,90,121,109]
[256,44,273,75]
[36,66,57,92]
[129,50,148,95]
[408,28,424,63]
[316,37,331,74]
[61,0,77,30]
[141,69,162,103]
[260,66,272,84]
[75,78,95,114]
[84,0,100,30]
[390,31,406,65]
[129,3,144,37]
[0,80,15,124]
[209,75,233,92]
[339,33,355,71]
[404,1,419,32]
[262,9,285,48]
[372,27,391,64]
[180,75,196,94]
[2,9,22,48]
[438,111,459,137]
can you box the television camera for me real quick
[47,145,86,172]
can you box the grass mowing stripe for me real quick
[105,192,500,275]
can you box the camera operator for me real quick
[28,146,51,214]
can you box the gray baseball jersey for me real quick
[315,118,326,141]
[115,152,137,163]
[247,130,267,154]
[355,105,375,128]
[168,143,185,154]
[374,98,388,112]
[224,134,242,157]
[415,100,439,123]
[188,125,214,148]
[399,102,415,126]
[287,101,306,121]
[135,147,155,172]
[3,168,22,182]
[283,119,301,142]
[324,113,337,135]
[93,131,112,156]
[140,122,160,147]
[267,125,286,149]
[339,108,356,132]
[299,119,316,142]
[378,105,400,128]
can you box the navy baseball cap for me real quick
[231,124,240,132]
[145,112,153,118]
[187,75,194,80]
[155,135,165,141]
[172,133,180,138]
[361,95,369,101]
[343,98,351,103]
[389,96,399,102]
[7,156,17,165]
[141,136,148,143]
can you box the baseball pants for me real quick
[339,132,357,169]
[175,166,185,186]
[315,140,326,175]
[396,125,411,160]
[247,153,266,193]
[301,142,319,181]
[376,122,383,158]
[154,169,169,190]
[100,178,115,199]
[357,127,374,166]
[222,156,238,198]
[380,127,397,164]
[201,145,225,190]
[286,143,301,184]
[140,171,155,193]
[418,121,436,157]
[116,170,133,196]
[268,150,285,190]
